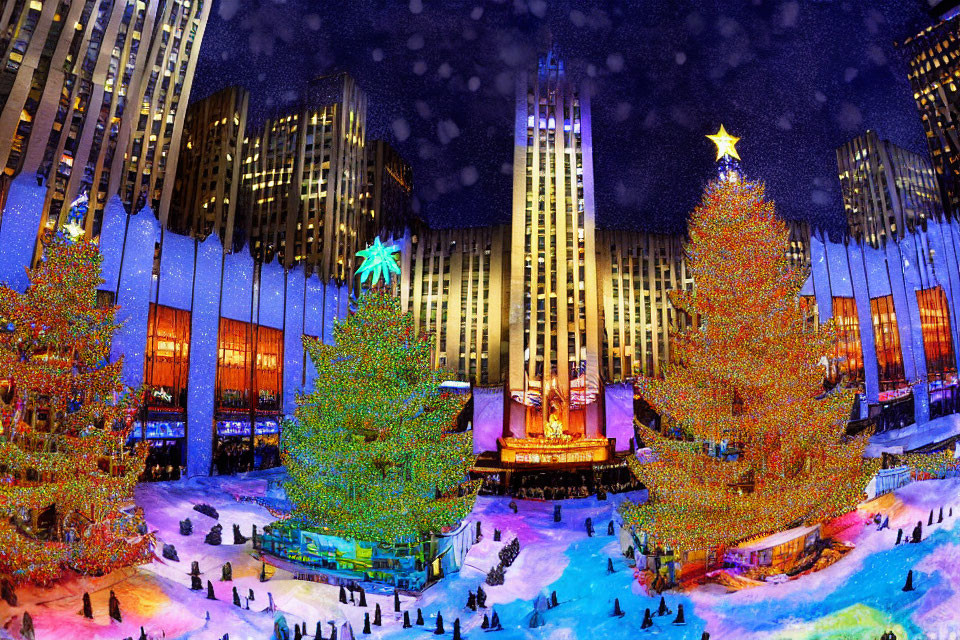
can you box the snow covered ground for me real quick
[2,472,959,640]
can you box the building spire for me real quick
[707,124,742,182]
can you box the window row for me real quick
[143,304,291,415]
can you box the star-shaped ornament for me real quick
[356,237,401,286]
[706,124,741,162]
[63,219,85,241]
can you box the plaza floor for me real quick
[2,472,958,640]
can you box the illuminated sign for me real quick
[217,420,250,437]
[129,421,186,440]
[498,437,612,465]
[255,420,280,435]
[216,419,281,436]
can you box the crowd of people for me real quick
[213,438,282,475]
[140,441,183,482]
[515,475,591,500]
[136,436,284,480]
[256,440,283,469]
[476,465,645,499]
[595,465,646,495]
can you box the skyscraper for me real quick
[836,130,944,247]
[364,138,415,240]
[398,224,510,385]
[507,50,602,442]
[0,0,211,240]
[169,86,249,250]
[900,6,960,217]
[242,73,367,281]
[596,229,694,382]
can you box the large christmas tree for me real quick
[284,288,477,543]
[0,219,149,585]
[621,129,872,553]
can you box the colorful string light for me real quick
[621,178,872,553]
[282,288,478,544]
[0,234,151,585]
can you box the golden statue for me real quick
[542,372,567,440]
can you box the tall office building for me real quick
[365,138,415,239]
[242,73,367,281]
[169,86,248,250]
[786,219,812,269]
[398,224,510,385]
[901,5,960,217]
[2,32,956,481]
[0,0,211,241]
[507,50,602,442]
[596,229,694,382]
[836,130,944,247]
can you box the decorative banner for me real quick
[472,387,503,454]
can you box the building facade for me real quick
[396,224,510,386]
[596,229,694,382]
[35,187,352,478]
[169,85,248,251]
[837,130,944,248]
[901,5,960,218]
[4,45,960,475]
[507,50,603,446]
[0,0,211,248]
[242,73,367,282]
[365,138,415,240]
[800,216,960,429]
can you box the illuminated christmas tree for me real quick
[283,288,477,543]
[0,203,150,585]
[620,127,873,554]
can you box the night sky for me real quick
[194,0,935,235]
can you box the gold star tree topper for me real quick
[62,219,85,241]
[706,124,741,162]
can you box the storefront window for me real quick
[214,319,283,473]
[830,297,864,385]
[217,317,253,411]
[917,286,956,378]
[255,326,283,412]
[917,286,958,419]
[870,295,905,391]
[144,304,190,408]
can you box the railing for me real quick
[845,415,877,438]
[869,465,911,499]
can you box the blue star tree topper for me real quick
[356,237,401,286]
